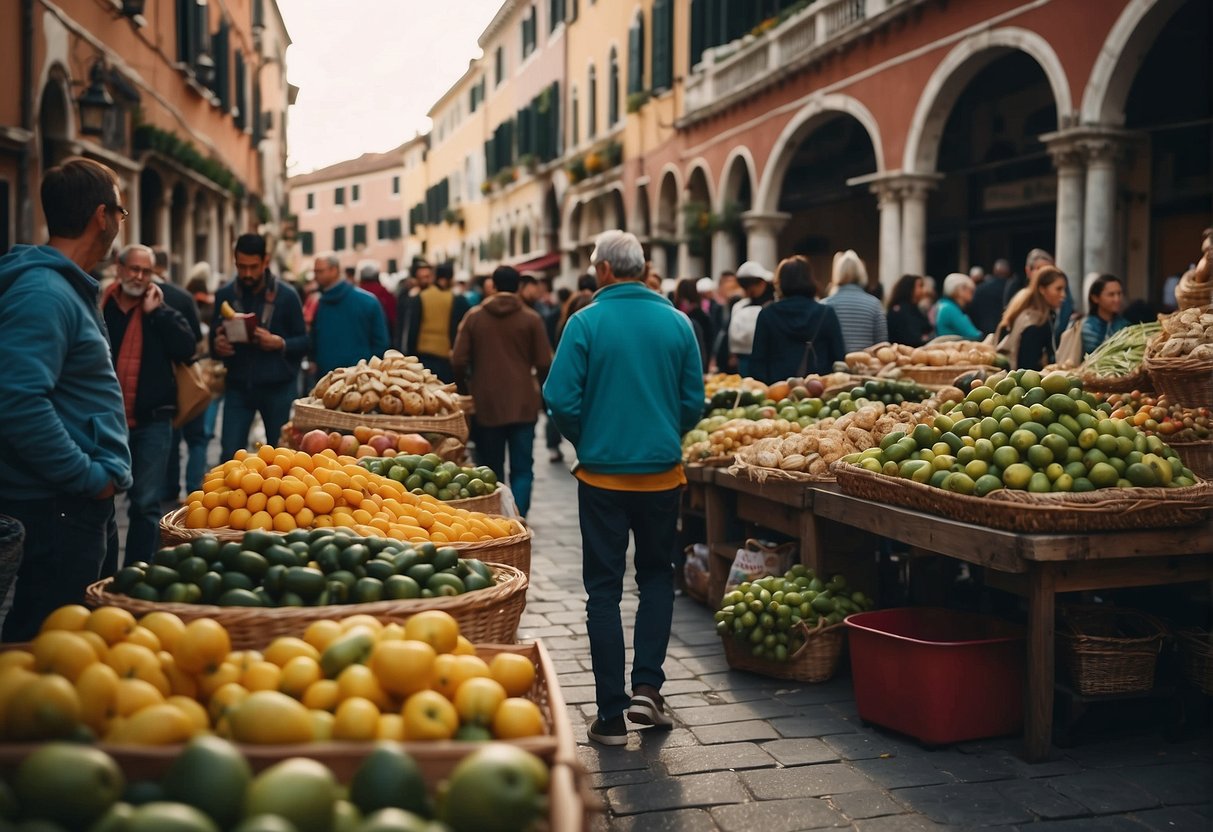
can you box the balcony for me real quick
[681,0,919,125]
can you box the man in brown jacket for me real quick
[451,265,553,517]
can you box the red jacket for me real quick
[359,278,396,335]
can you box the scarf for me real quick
[102,282,144,428]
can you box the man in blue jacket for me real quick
[211,234,307,459]
[0,157,133,640]
[544,230,705,746]
[310,254,389,375]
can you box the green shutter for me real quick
[300,231,314,255]
[653,0,673,92]
[628,21,643,94]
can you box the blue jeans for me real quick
[220,382,295,461]
[578,481,681,721]
[2,495,116,642]
[126,420,174,567]
[476,422,536,516]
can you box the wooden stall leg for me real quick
[1025,563,1056,762]
[703,473,728,553]
[797,509,823,575]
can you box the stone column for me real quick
[872,181,902,292]
[179,187,196,278]
[899,181,931,279]
[208,198,222,281]
[650,244,669,282]
[1043,132,1086,303]
[1082,136,1123,279]
[711,229,738,278]
[157,188,173,252]
[741,211,790,272]
[126,172,141,246]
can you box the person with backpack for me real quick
[726,261,776,376]
[749,256,846,383]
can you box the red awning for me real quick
[513,252,561,273]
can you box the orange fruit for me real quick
[86,607,137,645]
[284,493,306,515]
[138,612,185,652]
[172,618,231,675]
[491,697,545,739]
[401,690,458,740]
[185,505,210,528]
[404,610,459,654]
[489,652,537,697]
[228,508,253,530]
[226,490,248,510]
[333,696,380,740]
[272,513,297,533]
[124,625,162,653]
[246,492,268,514]
[370,640,436,698]
[376,713,405,740]
[248,511,274,531]
[279,656,322,698]
[454,676,507,727]
[261,476,282,496]
[302,678,342,712]
[242,660,283,692]
[40,604,91,633]
[336,664,391,709]
[31,630,98,682]
[306,488,336,514]
[266,495,286,516]
[240,471,265,493]
[208,681,250,722]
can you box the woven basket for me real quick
[1143,354,1213,409]
[683,545,710,605]
[1176,629,1213,696]
[832,462,1213,533]
[445,488,503,516]
[291,397,469,441]
[729,458,834,484]
[160,509,532,576]
[1058,605,1167,696]
[0,517,24,605]
[721,619,845,682]
[1169,440,1213,479]
[895,364,999,387]
[84,562,528,648]
[1175,272,1213,311]
[1081,368,1152,395]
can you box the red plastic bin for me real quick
[846,608,1025,745]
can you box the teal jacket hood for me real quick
[0,245,133,499]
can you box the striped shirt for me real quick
[822,284,889,353]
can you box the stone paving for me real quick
[522,425,1213,832]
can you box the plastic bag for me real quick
[724,538,797,597]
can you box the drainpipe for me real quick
[17,0,34,243]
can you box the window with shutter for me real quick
[333,226,346,251]
[390,219,402,239]
[392,176,400,195]
[306,193,315,211]
[652,0,673,92]
[194,2,211,78]
[353,224,367,247]
[176,0,195,63]
[495,46,505,87]
[234,51,247,128]
[549,0,563,31]
[212,19,229,108]
[335,187,345,206]
[608,49,619,126]
[377,219,386,240]
[352,184,361,203]
[587,65,597,138]
[571,86,579,146]
[300,231,314,255]
[627,14,644,94]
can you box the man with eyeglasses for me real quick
[0,157,134,640]
[101,245,195,568]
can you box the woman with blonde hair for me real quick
[997,266,1068,370]
[822,250,886,353]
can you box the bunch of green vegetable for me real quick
[1080,322,1161,379]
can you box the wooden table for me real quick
[811,489,1213,761]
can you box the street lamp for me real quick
[77,61,114,137]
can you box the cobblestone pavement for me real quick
[524,427,1213,832]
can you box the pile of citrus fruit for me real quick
[182,446,518,543]
[0,605,544,746]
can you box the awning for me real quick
[513,252,561,273]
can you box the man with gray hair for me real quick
[544,230,705,745]
[311,254,389,375]
[102,243,196,565]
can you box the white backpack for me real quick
[727,299,764,356]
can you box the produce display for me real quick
[3,606,544,746]
[682,418,802,462]
[841,370,1197,494]
[714,565,874,661]
[0,737,550,832]
[735,402,936,477]
[359,456,499,502]
[286,425,434,459]
[1105,392,1211,442]
[703,373,766,398]
[1079,322,1160,381]
[311,351,460,416]
[840,340,1004,377]
[1146,305,1213,360]
[109,530,498,607]
[180,446,517,542]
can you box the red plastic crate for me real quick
[846,608,1025,745]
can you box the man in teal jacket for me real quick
[544,230,704,745]
[310,254,390,375]
[0,157,133,640]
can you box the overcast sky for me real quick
[280,0,502,175]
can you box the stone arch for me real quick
[654,165,681,239]
[717,147,756,214]
[755,92,884,214]
[632,181,651,238]
[903,27,1073,174]
[1080,0,1186,126]
[685,158,715,212]
[38,68,74,173]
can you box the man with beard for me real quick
[211,233,307,459]
[102,245,195,566]
[0,157,133,640]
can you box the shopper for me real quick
[749,256,846,383]
[1082,274,1128,355]
[102,245,196,567]
[726,261,776,376]
[357,261,397,337]
[310,254,390,375]
[935,273,984,340]
[997,265,1068,370]
[970,258,1012,336]
[886,274,932,346]
[674,277,712,371]
[822,250,887,353]
[544,230,704,746]
[451,266,552,517]
[398,261,469,383]
[211,233,308,459]
[0,157,133,641]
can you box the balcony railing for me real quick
[683,0,916,123]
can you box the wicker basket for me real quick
[1175,272,1213,311]
[160,509,532,576]
[895,365,999,387]
[0,517,24,606]
[445,488,503,516]
[1144,354,1213,409]
[1170,440,1213,479]
[729,458,834,484]
[1176,629,1213,696]
[1058,606,1167,696]
[1081,368,1152,395]
[683,545,710,605]
[85,562,528,648]
[832,462,1213,533]
[721,619,845,682]
[291,397,469,442]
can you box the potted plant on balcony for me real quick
[480,180,494,196]
[603,140,623,169]
[566,156,587,183]
[626,91,651,114]
[584,151,605,176]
